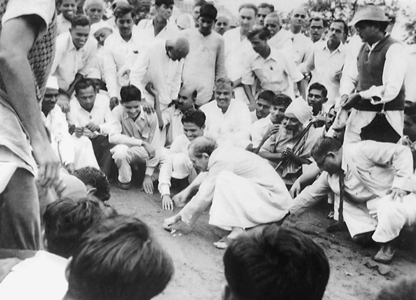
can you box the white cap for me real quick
[46,76,59,90]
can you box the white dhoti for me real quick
[71,136,99,170]
[209,171,289,231]
[334,194,416,243]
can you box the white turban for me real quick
[285,97,313,127]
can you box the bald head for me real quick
[166,37,190,61]
[290,7,307,33]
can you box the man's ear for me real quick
[65,257,73,282]
[86,187,97,197]
[202,153,210,160]
[232,90,235,99]
[221,284,235,300]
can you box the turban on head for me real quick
[285,97,313,127]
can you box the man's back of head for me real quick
[64,215,174,300]
[222,225,330,300]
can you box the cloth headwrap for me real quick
[176,14,193,29]
[91,21,113,35]
[285,97,313,127]
[46,76,59,90]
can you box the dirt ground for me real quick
[110,183,416,300]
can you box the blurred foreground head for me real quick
[64,215,174,300]
[222,225,330,300]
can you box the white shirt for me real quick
[158,134,190,196]
[268,29,295,59]
[135,18,179,48]
[56,13,71,36]
[250,116,273,148]
[292,31,313,65]
[299,40,346,111]
[223,27,255,105]
[67,94,114,137]
[103,31,142,99]
[0,251,68,300]
[44,106,74,166]
[200,99,251,149]
[51,32,99,91]
[181,28,226,106]
[340,35,407,104]
[242,47,304,100]
[130,39,184,109]
[161,106,184,147]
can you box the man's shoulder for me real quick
[253,116,272,128]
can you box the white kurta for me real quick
[181,28,226,106]
[130,39,183,110]
[290,141,416,242]
[200,99,251,149]
[180,146,292,230]
[223,27,255,104]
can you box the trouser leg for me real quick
[0,168,40,250]
[91,135,115,177]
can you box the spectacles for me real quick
[294,14,306,18]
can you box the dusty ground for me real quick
[110,182,416,300]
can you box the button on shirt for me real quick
[103,31,142,99]
[299,40,346,111]
[242,47,304,100]
[67,94,114,137]
[50,32,99,91]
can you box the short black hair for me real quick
[257,90,275,103]
[257,3,274,12]
[309,82,328,99]
[71,15,90,28]
[272,93,292,108]
[155,0,174,7]
[224,225,330,300]
[73,167,111,201]
[120,84,142,103]
[113,2,135,20]
[247,26,271,40]
[199,3,217,20]
[43,198,105,258]
[75,78,96,94]
[181,109,206,128]
[66,215,174,300]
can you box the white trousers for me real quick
[334,194,416,243]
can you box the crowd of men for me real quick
[0,0,416,298]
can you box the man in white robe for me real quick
[163,136,292,248]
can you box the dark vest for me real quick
[354,35,405,111]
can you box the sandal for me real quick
[213,236,235,249]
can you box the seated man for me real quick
[42,76,75,174]
[164,137,292,249]
[222,225,330,300]
[63,215,174,300]
[250,89,273,123]
[129,37,190,110]
[290,137,416,263]
[109,85,159,192]
[0,198,108,299]
[200,78,252,149]
[68,79,114,176]
[154,85,197,148]
[249,93,291,154]
[259,97,321,186]
[158,109,205,210]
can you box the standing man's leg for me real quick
[0,168,40,251]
